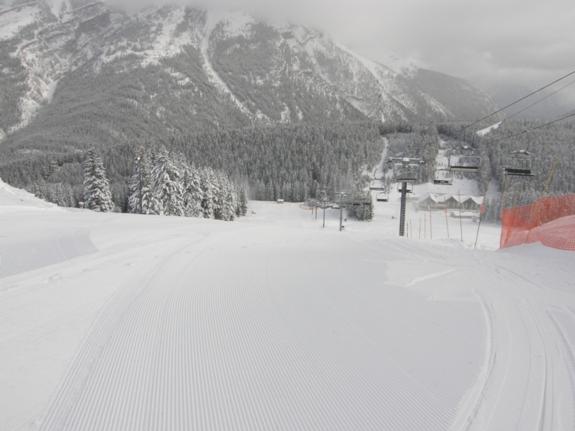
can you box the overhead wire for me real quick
[504,79,575,121]
[465,68,575,130]
[495,110,575,141]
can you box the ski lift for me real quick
[449,155,481,172]
[397,183,413,193]
[433,169,453,185]
[503,150,534,177]
[376,193,389,202]
[393,162,420,182]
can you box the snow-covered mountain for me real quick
[0,0,494,150]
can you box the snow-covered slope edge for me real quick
[0,177,97,278]
[0,177,56,209]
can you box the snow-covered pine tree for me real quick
[30,182,75,207]
[82,149,114,212]
[237,187,248,217]
[128,147,159,215]
[54,183,75,207]
[222,177,236,221]
[234,185,242,218]
[199,167,215,219]
[212,171,226,220]
[182,166,203,218]
[151,147,184,216]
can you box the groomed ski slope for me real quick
[1,182,575,430]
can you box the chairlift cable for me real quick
[465,68,575,130]
[504,78,575,121]
[498,110,575,141]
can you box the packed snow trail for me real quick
[448,247,575,431]
[38,225,456,431]
[1,196,575,430]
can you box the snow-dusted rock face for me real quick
[0,0,121,134]
[0,1,494,150]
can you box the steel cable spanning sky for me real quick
[466,69,575,130]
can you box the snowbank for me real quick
[0,179,97,278]
[0,178,55,209]
[0,229,97,279]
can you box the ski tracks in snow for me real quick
[39,235,212,431]
[28,219,575,431]
[450,257,575,431]
[38,228,455,431]
[448,290,496,431]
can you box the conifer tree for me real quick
[237,188,248,217]
[199,168,215,219]
[221,177,236,221]
[128,147,158,214]
[182,166,203,217]
[212,172,226,220]
[82,149,114,212]
[152,147,184,216]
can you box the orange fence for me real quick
[500,194,575,251]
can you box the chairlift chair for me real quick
[393,163,420,182]
[397,183,413,193]
[503,150,534,177]
[376,193,389,202]
[433,169,453,186]
[449,155,481,173]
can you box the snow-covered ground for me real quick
[1,180,574,431]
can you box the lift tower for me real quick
[388,157,424,237]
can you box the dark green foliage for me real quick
[384,127,440,183]
[0,121,382,209]
[237,188,248,217]
[152,146,185,216]
[438,120,575,221]
[170,121,384,202]
[129,147,159,215]
[343,171,375,221]
[480,120,575,197]
[29,181,76,207]
[347,195,374,221]
[82,148,114,212]
[181,166,203,218]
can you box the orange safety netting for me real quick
[500,194,575,251]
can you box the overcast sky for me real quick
[108,0,575,104]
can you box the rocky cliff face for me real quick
[0,0,494,152]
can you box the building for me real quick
[418,193,484,211]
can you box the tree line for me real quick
[0,121,386,212]
[436,120,575,221]
[59,146,248,220]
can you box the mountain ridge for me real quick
[0,0,495,153]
